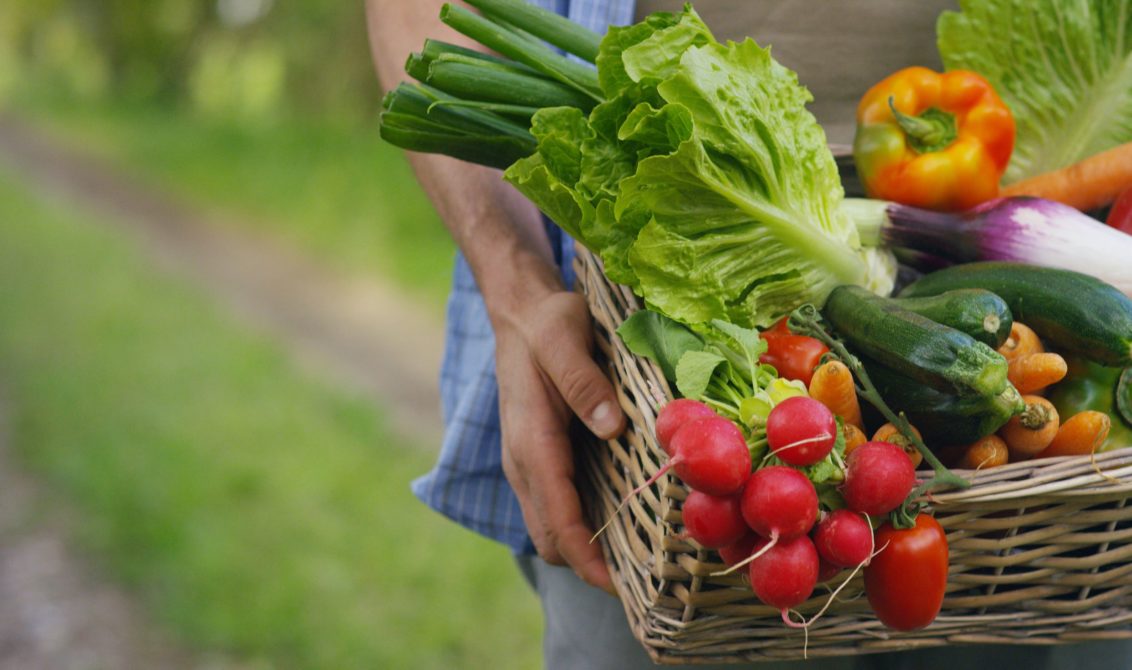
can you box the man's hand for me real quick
[364,0,624,593]
[495,290,625,593]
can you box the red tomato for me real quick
[864,514,949,631]
[765,316,792,336]
[1107,185,1132,235]
[760,328,829,387]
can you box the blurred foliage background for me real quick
[0,1,542,669]
[3,0,379,122]
[3,0,457,302]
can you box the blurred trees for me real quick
[2,0,383,124]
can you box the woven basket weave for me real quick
[573,245,1132,664]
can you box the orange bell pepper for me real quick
[853,66,1015,212]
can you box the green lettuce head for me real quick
[506,6,895,329]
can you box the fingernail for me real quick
[590,401,619,437]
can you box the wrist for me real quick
[400,148,568,333]
[480,243,564,334]
[445,177,565,333]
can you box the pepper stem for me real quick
[888,96,958,155]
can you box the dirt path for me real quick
[0,392,217,670]
[0,113,446,447]
[0,115,451,668]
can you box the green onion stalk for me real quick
[379,0,605,169]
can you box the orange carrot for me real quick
[998,395,1060,458]
[999,141,1132,212]
[1035,411,1111,458]
[872,422,924,469]
[956,434,1009,470]
[808,360,862,429]
[997,322,1043,361]
[1007,352,1068,395]
[842,423,868,456]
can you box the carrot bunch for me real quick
[988,321,1111,462]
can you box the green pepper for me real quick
[1045,358,1132,452]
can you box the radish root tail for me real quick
[710,531,778,576]
[590,461,674,543]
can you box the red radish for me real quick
[765,396,837,466]
[842,441,917,516]
[718,532,759,566]
[667,416,751,495]
[593,415,752,541]
[740,466,818,541]
[817,556,842,583]
[812,510,874,568]
[682,490,748,549]
[656,399,717,455]
[748,535,819,612]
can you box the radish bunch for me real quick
[660,395,919,623]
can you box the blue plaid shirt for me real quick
[411,0,636,554]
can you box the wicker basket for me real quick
[573,245,1132,664]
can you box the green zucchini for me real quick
[822,285,1009,397]
[891,289,1013,349]
[863,357,1024,447]
[898,262,1132,367]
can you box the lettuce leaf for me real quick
[506,6,893,329]
[938,0,1132,183]
[621,39,870,328]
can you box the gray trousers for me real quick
[516,555,1132,670]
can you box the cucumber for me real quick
[863,357,1024,446]
[898,262,1132,367]
[891,289,1013,349]
[822,285,1009,397]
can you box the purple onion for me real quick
[879,196,1132,296]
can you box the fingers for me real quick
[497,342,613,594]
[504,421,613,592]
[530,294,625,440]
[529,467,613,593]
[495,290,623,594]
[509,422,613,590]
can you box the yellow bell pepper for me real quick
[853,67,1015,212]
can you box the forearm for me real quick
[367,1,621,590]
[365,0,562,324]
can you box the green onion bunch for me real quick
[380,0,603,169]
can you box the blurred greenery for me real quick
[3,0,455,306]
[0,164,542,668]
[0,1,541,667]
[23,99,456,307]
[1,0,381,122]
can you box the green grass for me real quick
[0,165,541,669]
[14,99,455,308]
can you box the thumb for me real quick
[534,300,625,440]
